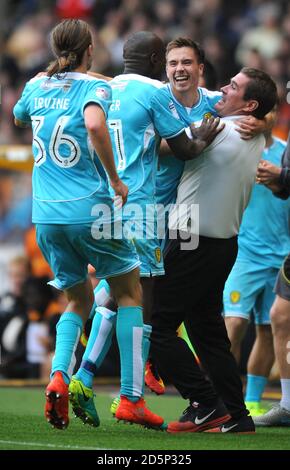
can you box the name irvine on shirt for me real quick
[34,97,70,110]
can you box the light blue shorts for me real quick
[223,257,279,325]
[122,218,164,277]
[132,237,164,277]
[36,223,140,290]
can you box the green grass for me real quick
[0,387,290,450]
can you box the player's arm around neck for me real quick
[84,104,128,204]
[166,116,224,161]
[235,115,268,140]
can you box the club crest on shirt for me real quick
[230,291,241,303]
[155,247,162,263]
[203,112,212,119]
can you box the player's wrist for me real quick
[110,175,121,185]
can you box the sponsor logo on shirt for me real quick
[168,101,180,119]
[111,82,128,91]
[41,80,72,92]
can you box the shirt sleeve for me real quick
[150,87,185,139]
[82,80,112,118]
[13,84,31,123]
[275,133,290,199]
[205,89,222,115]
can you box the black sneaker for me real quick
[206,415,255,434]
[167,400,231,433]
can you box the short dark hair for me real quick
[166,37,205,64]
[241,67,278,119]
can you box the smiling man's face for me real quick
[166,46,203,96]
[215,72,257,117]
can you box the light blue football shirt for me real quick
[238,137,290,268]
[13,72,113,224]
[107,74,185,218]
[156,85,221,207]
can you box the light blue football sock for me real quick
[116,306,143,402]
[88,280,111,320]
[76,306,117,388]
[245,374,267,402]
[280,379,290,411]
[142,324,152,394]
[93,280,110,310]
[51,312,83,385]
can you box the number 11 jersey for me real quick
[107,74,185,211]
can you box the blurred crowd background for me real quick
[1,0,290,146]
[0,0,289,380]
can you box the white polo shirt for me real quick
[169,116,265,239]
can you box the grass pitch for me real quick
[0,387,290,451]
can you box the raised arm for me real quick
[235,108,276,141]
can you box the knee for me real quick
[66,279,94,319]
[270,303,290,333]
[112,277,142,306]
[120,280,142,305]
[225,316,247,344]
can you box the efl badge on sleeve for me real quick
[96,87,110,100]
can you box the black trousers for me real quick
[151,234,247,420]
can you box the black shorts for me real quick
[274,254,290,301]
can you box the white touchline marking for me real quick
[0,439,112,450]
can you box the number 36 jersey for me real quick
[107,74,185,211]
[13,72,113,224]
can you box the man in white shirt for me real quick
[150,65,278,433]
